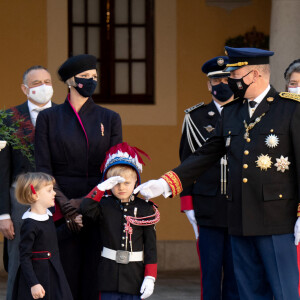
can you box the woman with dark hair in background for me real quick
[34,54,122,300]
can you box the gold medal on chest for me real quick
[274,155,290,173]
[256,154,272,171]
[265,134,279,148]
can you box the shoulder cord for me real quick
[182,114,207,153]
[124,206,160,252]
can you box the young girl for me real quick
[12,172,74,300]
[78,142,160,300]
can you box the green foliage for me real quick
[0,109,34,166]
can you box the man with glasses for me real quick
[136,46,300,300]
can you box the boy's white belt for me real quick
[102,247,143,263]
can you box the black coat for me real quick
[0,102,37,214]
[80,195,157,296]
[34,97,122,300]
[13,215,73,300]
[173,87,300,236]
[179,101,227,227]
[35,97,122,199]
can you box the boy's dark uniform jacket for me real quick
[0,102,56,215]
[180,101,227,227]
[172,87,300,236]
[80,194,157,295]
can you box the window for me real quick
[68,0,154,104]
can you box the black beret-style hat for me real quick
[58,54,97,82]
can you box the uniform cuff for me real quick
[161,171,183,197]
[180,196,193,212]
[0,214,11,220]
[86,187,104,202]
[144,263,157,279]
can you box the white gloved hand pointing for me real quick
[134,178,171,200]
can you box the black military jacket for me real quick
[80,195,157,295]
[173,87,300,236]
[35,97,122,199]
[180,101,227,227]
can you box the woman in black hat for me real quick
[34,54,123,300]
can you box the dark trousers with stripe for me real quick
[231,234,300,300]
[198,226,239,300]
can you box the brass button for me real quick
[228,131,231,134]
[121,244,125,247]
[279,194,283,198]
[243,178,248,183]
[122,236,125,240]
[47,253,50,256]
[246,138,251,143]
[243,164,248,169]
[226,195,229,199]
[124,208,127,212]
[244,150,249,155]
[270,129,274,133]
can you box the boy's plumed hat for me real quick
[100,142,150,185]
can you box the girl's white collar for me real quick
[22,209,52,221]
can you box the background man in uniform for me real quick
[136,47,300,300]
[0,66,55,300]
[180,56,239,299]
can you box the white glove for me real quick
[140,276,155,299]
[134,178,171,200]
[294,217,300,245]
[97,176,125,191]
[184,210,199,239]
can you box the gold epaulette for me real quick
[279,92,300,102]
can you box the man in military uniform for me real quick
[180,56,239,299]
[136,47,300,300]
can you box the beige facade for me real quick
[0,0,272,271]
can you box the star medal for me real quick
[265,134,279,148]
[204,125,214,133]
[274,155,290,173]
[256,154,272,171]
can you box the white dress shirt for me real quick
[248,85,270,117]
[27,99,52,126]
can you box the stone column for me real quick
[270,0,300,91]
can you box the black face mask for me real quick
[228,70,253,99]
[211,82,233,102]
[74,77,97,97]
